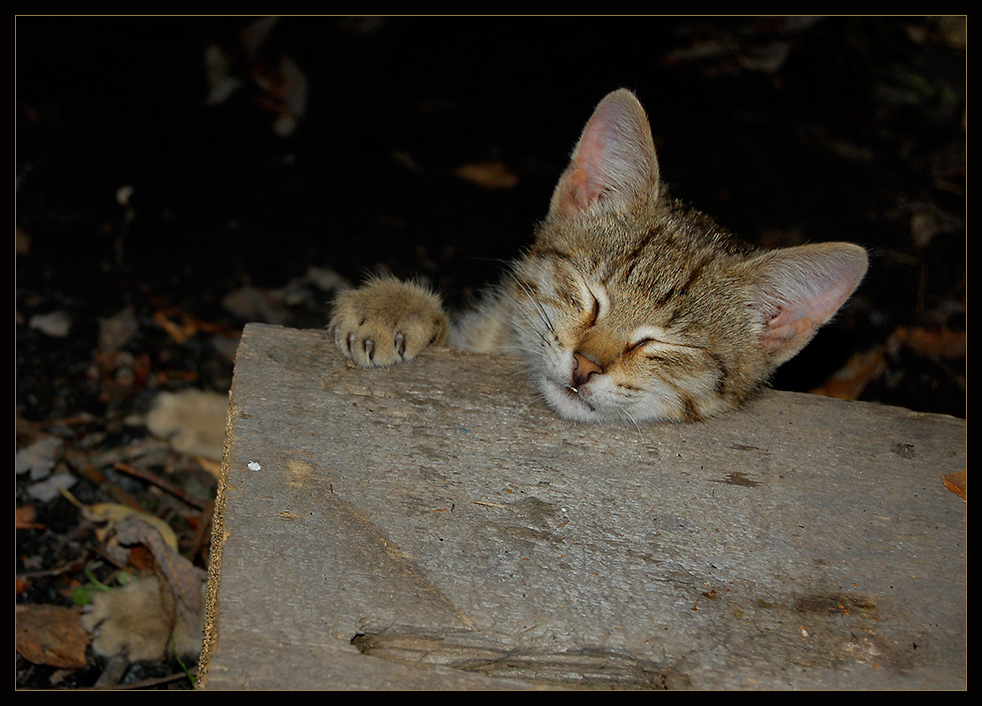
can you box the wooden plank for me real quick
[199,323,966,690]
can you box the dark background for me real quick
[17,16,966,421]
[16,16,965,688]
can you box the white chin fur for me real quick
[539,378,683,423]
[540,380,648,423]
[540,381,601,422]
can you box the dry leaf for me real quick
[81,574,203,661]
[811,322,966,402]
[204,44,242,105]
[16,604,89,669]
[146,389,228,462]
[60,488,179,551]
[28,310,72,338]
[203,17,307,137]
[270,56,307,137]
[153,309,199,344]
[894,326,966,360]
[81,517,207,660]
[810,347,886,400]
[15,435,63,479]
[195,455,223,478]
[16,225,30,255]
[87,503,179,551]
[28,473,79,503]
[942,469,966,501]
[16,505,44,530]
[82,518,207,660]
[114,519,207,627]
[454,160,519,190]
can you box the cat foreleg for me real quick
[330,276,448,366]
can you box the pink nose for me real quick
[572,352,603,388]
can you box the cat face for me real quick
[502,89,868,423]
[507,225,767,423]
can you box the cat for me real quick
[330,89,868,423]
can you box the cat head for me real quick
[508,89,868,423]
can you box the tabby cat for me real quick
[330,89,868,423]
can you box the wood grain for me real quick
[199,323,966,690]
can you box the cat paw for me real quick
[330,277,448,367]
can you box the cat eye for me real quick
[627,336,702,355]
[626,325,705,353]
[626,337,657,353]
[587,295,601,326]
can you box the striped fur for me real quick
[332,90,867,423]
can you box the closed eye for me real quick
[628,336,706,353]
[588,294,601,326]
[579,280,609,326]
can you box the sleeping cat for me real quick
[330,89,868,423]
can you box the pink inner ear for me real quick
[755,247,867,360]
[574,118,611,189]
[759,281,850,352]
[561,117,615,216]
[770,276,858,327]
[562,167,592,217]
[552,90,659,218]
[761,312,815,352]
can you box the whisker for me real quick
[510,276,556,337]
[618,405,645,439]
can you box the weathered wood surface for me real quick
[199,323,966,690]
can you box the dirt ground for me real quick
[16,17,965,688]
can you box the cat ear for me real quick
[549,89,660,218]
[750,243,868,364]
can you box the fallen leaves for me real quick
[90,350,152,403]
[89,301,234,403]
[16,400,219,683]
[204,17,308,137]
[60,487,180,551]
[810,325,966,503]
[16,505,44,531]
[150,300,241,346]
[98,305,139,353]
[16,604,90,670]
[663,16,822,78]
[153,310,200,346]
[27,310,72,338]
[809,348,886,401]
[146,389,229,464]
[221,266,349,326]
[942,470,966,501]
[810,324,965,401]
[16,435,78,502]
[220,286,292,326]
[893,325,966,360]
[16,504,209,670]
[82,519,207,661]
[454,160,519,190]
[15,435,64,478]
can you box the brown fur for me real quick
[331,89,868,423]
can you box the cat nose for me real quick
[572,351,603,388]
